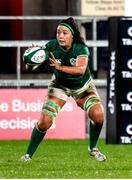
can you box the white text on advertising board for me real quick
[120,124,132,143]
[121,92,132,111]
[108,51,116,114]
[122,59,132,78]
[122,26,132,46]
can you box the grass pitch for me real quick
[0,139,131,178]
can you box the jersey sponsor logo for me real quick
[69,58,76,66]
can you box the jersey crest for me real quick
[69,58,76,66]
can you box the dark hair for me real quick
[60,17,85,44]
[54,17,85,45]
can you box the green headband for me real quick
[59,22,74,34]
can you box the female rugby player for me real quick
[21,17,106,162]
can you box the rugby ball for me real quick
[23,47,46,66]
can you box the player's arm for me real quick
[50,53,88,75]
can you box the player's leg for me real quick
[21,78,68,161]
[21,79,68,161]
[87,101,106,161]
[79,94,106,161]
[76,78,106,161]
[21,96,65,161]
[85,98,104,149]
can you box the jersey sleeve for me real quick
[75,44,90,57]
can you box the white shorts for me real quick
[47,75,100,102]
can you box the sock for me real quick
[26,125,46,157]
[89,120,103,150]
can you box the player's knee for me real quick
[38,112,53,131]
[42,101,60,118]
[38,100,61,130]
[84,95,104,123]
[89,104,104,124]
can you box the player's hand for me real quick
[49,52,62,71]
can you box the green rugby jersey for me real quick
[44,39,91,89]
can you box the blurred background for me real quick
[0,0,131,143]
[0,0,109,80]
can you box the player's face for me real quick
[56,25,73,50]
